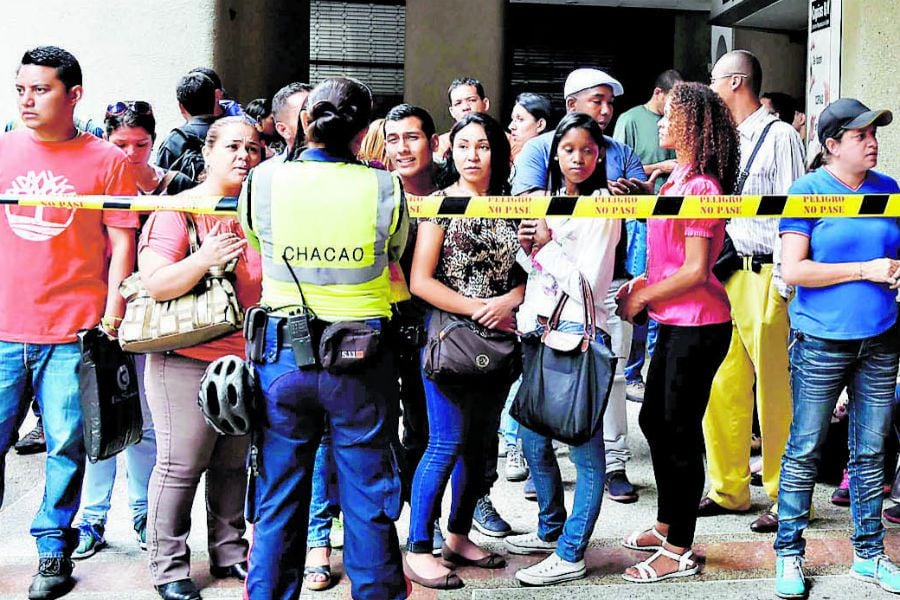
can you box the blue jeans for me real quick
[775,326,899,559]
[80,354,156,527]
[0,341,85,558]
[518,320,608,563]
[498,378,522,449]
[406,323,511,553]
[307,425,339,548]
[247,319,404,600]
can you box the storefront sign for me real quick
[807,0,842,154]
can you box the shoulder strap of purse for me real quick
[184,213,200,256]
[149,170,178,196]
[736,120,777,194]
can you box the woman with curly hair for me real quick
[616,81,737,583]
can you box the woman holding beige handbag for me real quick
[138,116,263,600]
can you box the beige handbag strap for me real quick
[184,213,200,256]
[545,273,596,343]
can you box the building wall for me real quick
[404,0,506,134]
[0,0,218,147]
[733,29,806,102]
[842,0,900,176]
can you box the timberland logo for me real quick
[475,354,490,369]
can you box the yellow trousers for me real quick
[703,265,792,510]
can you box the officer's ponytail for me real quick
[303,77,373,157]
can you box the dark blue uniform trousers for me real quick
[245,324,406,600]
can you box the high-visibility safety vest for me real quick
[239,157,408,321]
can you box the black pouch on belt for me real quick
[319,321,381,374]
[244,306,269,364]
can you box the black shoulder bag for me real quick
[510,275,616,445]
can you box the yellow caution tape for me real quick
[2,193,900,218]
[407,194,900,218]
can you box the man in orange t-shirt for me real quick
[0,46,139,600]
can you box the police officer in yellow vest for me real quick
[240,77,409,600]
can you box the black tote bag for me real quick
[510,275,616,446]
[78,328,143,463]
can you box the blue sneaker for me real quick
[524,473,537,501]
[472,495,511,537]
[851,554,900,593]
[775,556,807,599]
[73,522,107,560]
[134,515,147,551]
[431,519,445,556]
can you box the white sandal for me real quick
[622,526,666,551]
[622,547,699,583]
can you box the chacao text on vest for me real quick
[282,246,366,263]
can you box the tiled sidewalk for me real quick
[3,404,896,599]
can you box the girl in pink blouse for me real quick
[616,82,738,583]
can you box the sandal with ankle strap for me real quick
[622,526,666,551]
[622,547,699,583]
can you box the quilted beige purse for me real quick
[118,215,243,353]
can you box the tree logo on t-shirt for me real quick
[5,170,76,241]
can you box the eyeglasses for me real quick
[105,101,153,118]
[709,73,749,85]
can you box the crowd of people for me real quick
[0,43,898,600]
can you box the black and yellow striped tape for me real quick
[2,194,900,218]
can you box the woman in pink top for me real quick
[138,117,263,600]
[616,82,737,583]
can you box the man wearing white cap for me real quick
[512,67,653,195]
[511,68,651,506]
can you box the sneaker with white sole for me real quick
[515,552,586,586]
[505,532,557,555]
[72,522,106,560]
[775,555,807,599]
[626,381,645,403]
[851,554,900,593]
[473,495,511,537]
[505,444,529,482]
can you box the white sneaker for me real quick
[515,552,586,586]
[626,381,645,402]
[505,531,557,555]
[505,445,529,481]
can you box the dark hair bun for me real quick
[308,100,355,145]
[304,78,373,152]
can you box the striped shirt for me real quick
[726,106,806,256]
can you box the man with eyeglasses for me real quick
[701,49,805,534]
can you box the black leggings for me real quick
[639,322,731,548]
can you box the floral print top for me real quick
[426,217,525,298]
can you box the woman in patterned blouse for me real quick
[405,113,525,589]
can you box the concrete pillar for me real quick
[841,0,900,176]
[404,0,506,134]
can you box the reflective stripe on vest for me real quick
[251,161,398,286]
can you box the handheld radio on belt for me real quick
[282,255,317,369]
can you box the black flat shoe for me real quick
[210,561,248,581]
[155,579,201,600]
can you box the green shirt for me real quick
[612,105,674,192]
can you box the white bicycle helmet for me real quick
[198,354,254,436]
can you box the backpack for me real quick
[167,127,206,181]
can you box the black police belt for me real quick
[738,253,774,273]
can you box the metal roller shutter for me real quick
[310,0,405,111]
